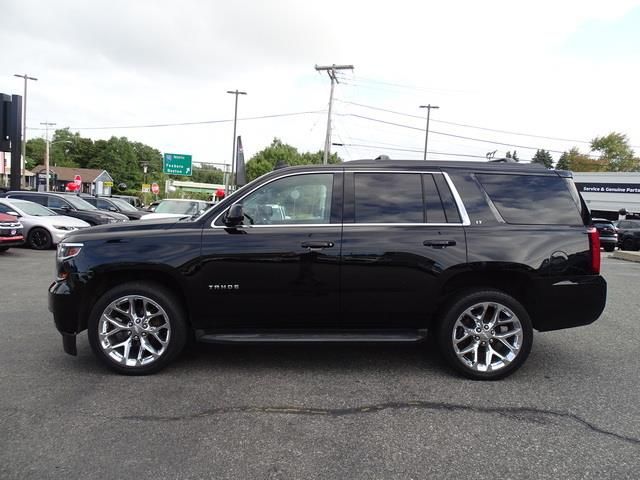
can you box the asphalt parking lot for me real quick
[1,248,639,479]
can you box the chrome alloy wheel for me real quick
[98,295,172,367]
[451,301,523,373]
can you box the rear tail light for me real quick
[57,242,83,261]
[587,227,601,274]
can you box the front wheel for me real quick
[28,227,53,250]
[436,289,533,380]
[87,282,188,375]
[603,244,615,252]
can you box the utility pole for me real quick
[14,74,38,181]
[41,122,55,191]
[315,64,353,164]
[226,89,247,194]
[419,104,439,160]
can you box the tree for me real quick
[590,132,639,172]
[556,147,606,172]
[245,138,342,181]
[556,151,570,170]
[531,149,553,168]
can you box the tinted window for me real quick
[48,196,71,209]
[355,173,423,223]
[242,173,333,225]
[97,199,112,209]
[477,174,583,225]
[433,174,461,223]
[422,174,447,223]
[11,194,47,206]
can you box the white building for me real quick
[573,172,640,219]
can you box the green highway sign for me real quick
[163,153,192,176]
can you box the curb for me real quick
[611,251,640,263]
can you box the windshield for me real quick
[10,199,56,216]
[65,195,98,210]
[110,197,138,212]
[155,200,204,215]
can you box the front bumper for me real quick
[49,279,81,355]
[0,234,24,247]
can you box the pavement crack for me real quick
[119,400,640,446]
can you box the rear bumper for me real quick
[529,275,607,332]
[599,236,617,245]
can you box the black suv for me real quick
[49,160,607,380]
[592,218,618,252]
[614,219,640,251]
[2,191,128,225]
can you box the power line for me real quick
[336,99,603,146]
[27,110,325,131]
[337,112,577,154]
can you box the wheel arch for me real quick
[436,266,538,328]
[78,267,191,332]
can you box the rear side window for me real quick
[477,174,583,225]
[354,173,423,223]
[11,194,46,206]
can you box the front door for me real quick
[197,171,343,330]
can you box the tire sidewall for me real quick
[436,289,533,380]
[87,282,187,375]
[28,227,52,250]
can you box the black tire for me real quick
[87,282,188,375]
[603,244,615,252]
[436,289,533,380]
[28,227,53,250]
[622,238,634,251]
[0,246,9,252]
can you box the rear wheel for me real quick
[0,246,9,252]
[622,238,635,251]
[88,282,188,375]
[28,227,53,250]
[603,244,615,252]
[436,289,533,380]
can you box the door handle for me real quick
[301,241,334,250]
[423,240,456,248]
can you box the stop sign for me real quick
[74,175,82,186]
[151,183,160,194]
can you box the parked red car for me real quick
[0,212,24,252]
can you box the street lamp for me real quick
[419,104,439,160]
[14,74,38,181]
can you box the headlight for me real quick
[53,225,77,231]
[57,242,83,261]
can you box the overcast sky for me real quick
[2,0,640,171]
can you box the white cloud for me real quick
[1,0,639,173]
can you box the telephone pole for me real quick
[226,89,246,194]
[419,104,439,160]
[41,122,55,191]
[14,74,38,179]
[315,64,353,164]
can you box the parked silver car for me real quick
[0,198,90,250]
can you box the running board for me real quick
[195,329,427,344]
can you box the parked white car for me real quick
[0,198,90,249]
[140,199,212,220]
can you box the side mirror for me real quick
[225,204,244,226]
[7,211,21,218]
[108,206,118,212]
[61,205,72,211]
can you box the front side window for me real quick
[48,196,72,209]
[240,173,333,225]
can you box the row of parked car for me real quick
[592,217,640,251]
[0,190,212,251]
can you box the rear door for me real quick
[340,170,468,328]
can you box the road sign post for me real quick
[163,153,192,176]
